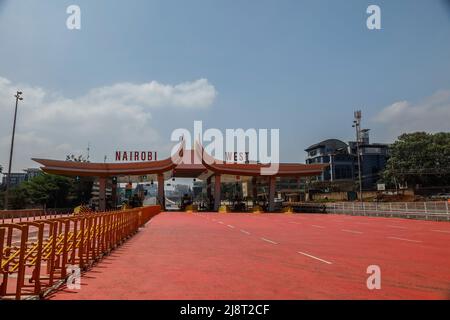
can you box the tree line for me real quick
[0,174,92,210]
[382,132,450,189]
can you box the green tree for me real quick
[382,132,450,189]
[29,174,71,208]
[15,173,92,209]
[8,186,31,209]
[1,172,93,210]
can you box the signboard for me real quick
[364,147,382,154]
[115,151,157,162]
[377,183,386,191]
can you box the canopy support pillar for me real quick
[206,176,212,210]
[214,174,221,211]
[98,177,107,211]
[158,173,165,210]
[268,176,276,212]
[252,177,258,207]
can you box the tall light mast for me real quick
[353,110,363,203]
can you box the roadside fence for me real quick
[0,205,161,300]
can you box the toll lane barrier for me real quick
[0,205,160,300]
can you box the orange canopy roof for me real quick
[194,142,327,177]
[32,142,185,177]
[32,143,327,178]
[32,157,180,177]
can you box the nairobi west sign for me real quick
[115,151,158,162]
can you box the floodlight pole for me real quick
[353,111,363,203]
[4,91,23,210]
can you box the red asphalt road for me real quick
[49,212,450,300]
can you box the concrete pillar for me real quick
[252,177,258,206]
[98,177,107,212]
[157,173,165,210]
[111,182,117,209]
[206,176,212,209]
[268,176,276,212]
[214,174,221,211]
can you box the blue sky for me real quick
[1,0,450,170]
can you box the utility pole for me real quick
[353,110,363,203]
[4,91,24,210]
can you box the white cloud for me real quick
[85,79,217,109]
[372,89,450,140]
[0,77,217,171]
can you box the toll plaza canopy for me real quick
[33,143,327,212]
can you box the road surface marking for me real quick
[387,225,408,229]
[297,251,332,265]
[431,229,450,234]
[261,237,278,245]
[387,236,422,243]
[341,229,363,234]
[240,229,250,235]
[227,225,235,229]
[289,222,301,225]
[311,225,325,229]
[218,221,224,224]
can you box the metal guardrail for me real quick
[0,209,75,224]
[325,201,450,216]
[283,202,327,214]
[283,201,450,220]
[0,205,161,300]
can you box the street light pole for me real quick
[4,91,23,210]
[353,110,363,203]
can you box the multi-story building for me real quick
[305,134,389,190]
[1,172,28,188]
[24,168,42,180]
[1,168,42,188]
[348,141,389,189]
[305,139,355,182]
